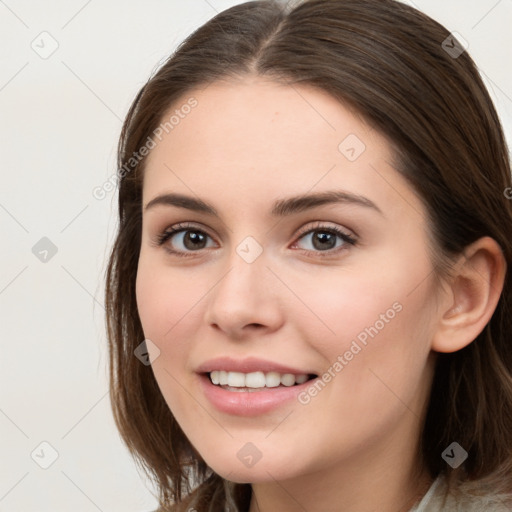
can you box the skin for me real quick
[135,76,506,512]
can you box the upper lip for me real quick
[196,356,315,375]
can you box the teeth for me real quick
[281,373,295,386]
[227,372,245,387]
[265,371,281,388]
[209,370,310,388]
[295,374,309,384]
[246,371,266,388]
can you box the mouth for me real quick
[199,370,319,416]
[195,357,320,415]
[206,370,318,392]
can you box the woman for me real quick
[105,0,512,510]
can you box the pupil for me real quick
[314,232,335,250]
[185,231,206,249]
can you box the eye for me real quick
[154,222,216,257]
[292,222,357,257]
[153,221,357,258]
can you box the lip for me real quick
[195,357,318,417]
[195,356,313,375]
[198,373,317,416]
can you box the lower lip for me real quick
[198,374,316,416]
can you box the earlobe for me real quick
[431,236,507,354]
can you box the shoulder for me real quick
[410,475,512,512]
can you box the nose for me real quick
[203,248,284,340]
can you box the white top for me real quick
[409,476,444,511]
[409,475,512,511]
[155,475,512,511]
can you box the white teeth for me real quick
[209,370,310,388]
[265,371,281,388]
[219,370,228,385]
[295,374,309,384]
[245,371,266,388]
[280,373,295,386]
[227,371,245,387]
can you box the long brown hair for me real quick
[105,0,512,509]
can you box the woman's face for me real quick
[136,77,441,483]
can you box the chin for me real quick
[215,468,277,485]
[204,453,302,485]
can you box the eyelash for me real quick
[153,221,357,259]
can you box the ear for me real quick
[431,236,507,353]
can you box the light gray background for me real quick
[0,1,510,511]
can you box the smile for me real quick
[209,370,313,390]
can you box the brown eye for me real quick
[155,223,216,257]
[293,224,357,257]
[173,230,209,250]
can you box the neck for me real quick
[249,467,433,512]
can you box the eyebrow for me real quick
[144,190,383,217]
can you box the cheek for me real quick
[135,258,200,341]
[135,260,200,415]
[299,251,436,399]
[309,271,435,429]
[294,265,416,357]
[136,266,165,342]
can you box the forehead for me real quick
[145,76,387,164]
[141,77,422,221]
